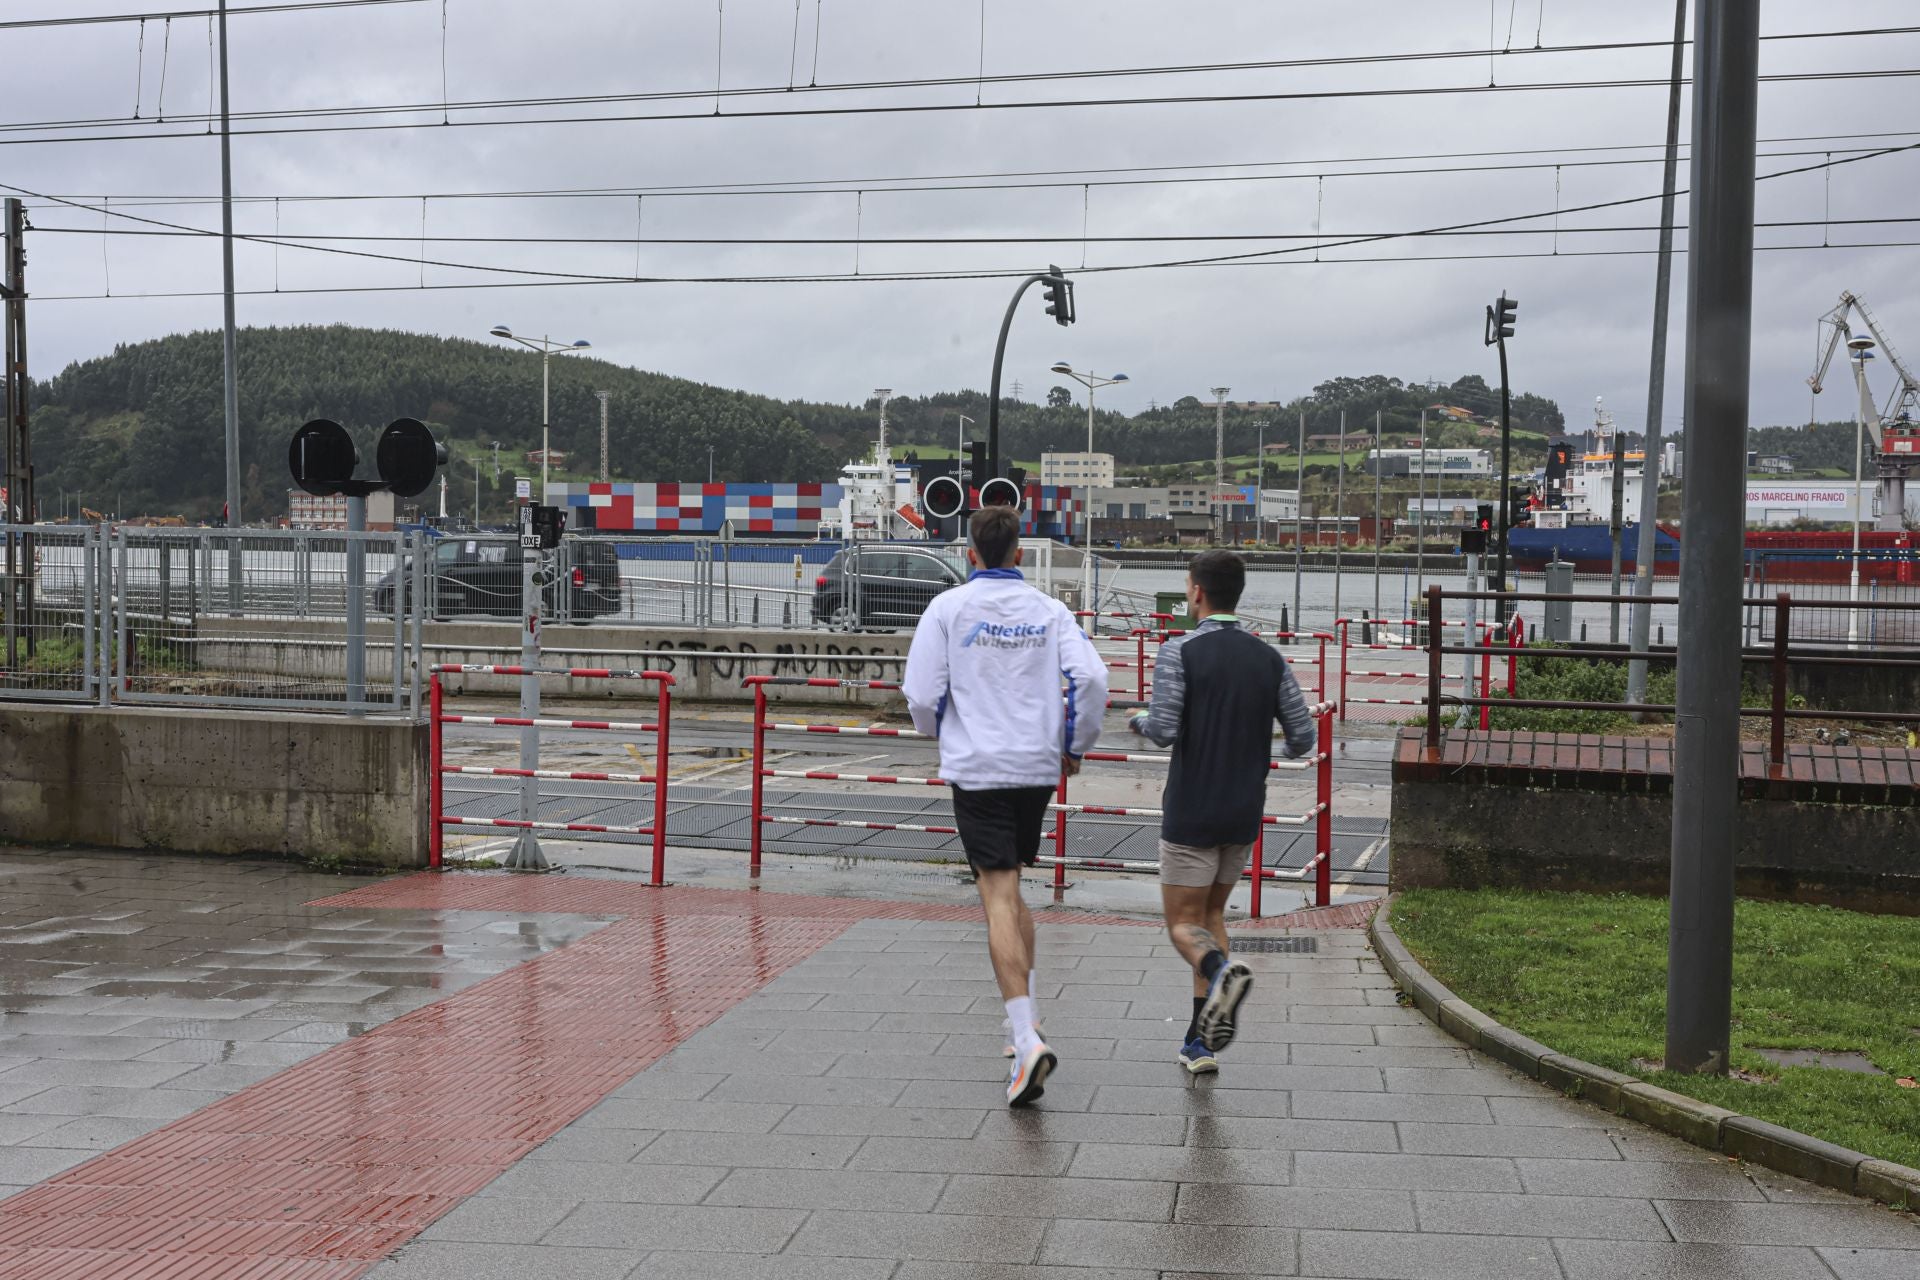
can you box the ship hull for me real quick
[1509,524,1916,583]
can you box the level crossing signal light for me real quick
[289,416,448,498]
[1042,264,1075,327]
[1485,293,1518,346]
[1507,486,1531,528]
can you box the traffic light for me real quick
[1507,486,1530,528]
[288,419,358,497]
[526,504,566,550]
[288,416,447,498]
[966,441,988,494]
[1475,502,1494,533]
[922,473,966,521]
[1484,293,1518,346]
[1041,265,1075,327]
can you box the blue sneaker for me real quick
[1196,960,1254,1053]
[1178,1036,1218,1074]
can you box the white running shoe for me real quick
[1007,1040,1057,1107]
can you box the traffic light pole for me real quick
[1493,333,1513,622]
[986,268,1072,483]
[507,527,547,871]
[345,493,366,715]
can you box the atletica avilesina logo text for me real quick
[962,620,1050,650]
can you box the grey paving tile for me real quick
[1416,1190,1671,1241]
[895,1078,1097,1112]
[1177,1183,1414,1232]
[1818,1246,1920,1279]
[818,992,977,1014]
[1039,1218,1299,1273]
[1397,1121,1621,1160]
[3,1084,226,1118]
[787,1208,1047,1263]
[1091,1085,1292,1118]
[630,1257,896,1280]
[605,1071,723,1101]
[478,1159,726,1203]
[0,1145,94,1184]
[1068,1142,1296,1186]
[706,1074,907,1108]
[975,1109,1189,1146]
[1485,1096,1616,1128]
[1656,1200,1920,1248]
[1381,1066,1541,1096]
[131,1038,327,1068]
[152,1061,287,1091]
[1294,1152,1522,1193]
[1296,1228,1562,1279]
[829,1053,1009,1082]
[366,1240,643,1280]
[14,1114,164,1150]
[1288,1092,1493,1124]
[936,1173,1177,1222]
[774,1104,985,1140]
[0,1111,72,1143]
[1750,1164,1869,1204]
[655,1049,839,1078]
[418,1195,580,1244]
[631,1131,862,1170]
[523,1128,663,1163]
[0,1057,198,1089]
[893,1266,1156,1280]
[1371,1024,1462,1048]
[774,1029,949,1055]
[0,1034,169,1061]
[1515,1156,1766,1201]
[852,1136,1077,1176]
[545,1202,807,1253]
[1554,1239,1837,1280]
[705,1167,946,1211]
[1188,1116,1399,1153]
[1288,1044,1472,1069]
[581,1099,791,1133]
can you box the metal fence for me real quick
[1,524,424,715]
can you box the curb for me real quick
[1367,904,1920,1213]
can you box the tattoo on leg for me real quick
[1175,924,1219,955]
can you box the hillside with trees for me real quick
[33,324,1575,521]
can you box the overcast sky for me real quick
[8,0,1919,435]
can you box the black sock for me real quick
[1186,996,1206,1043]
[1199,950,1227,984]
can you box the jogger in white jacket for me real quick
[903,506,1108,1106]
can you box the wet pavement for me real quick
[0,846,1915,1279]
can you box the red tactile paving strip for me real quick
[0,876,1367,1280]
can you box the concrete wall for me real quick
[0,704,428,868]
[194,619,914,706]
[1391,780,1920,915]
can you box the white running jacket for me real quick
[902,569,1109,790]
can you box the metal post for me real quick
[1459,555,1479,727]
[428,674,444,869]
[1294,409,1305,632]
[1770,594,1789,767]
[1625,7,1678,714]
[1609,406,1628,643]
[1426,584,1443,753]
[409,533,425,714]
[1211,387,1230,544]
[1416,408,1427,617]
[1314,707,1333,908]
[389,533,405,710]
[650,680,671,886]
[218,1,242,611]
[82,528,97,703]
[750,683,767,876]
[343,498,367,713]
[1493,335,1513,622]
[1848,364,1866,648]
[1373,409,1383,621]
[541,343,551,504]
[596,389,611,483]
[1667,0,1759,1078]
[114,527,128,697]
[1250,826,1263,920]
[1052,769,1069,891]
[505,543,546,869]
[1334,410,1346,621]
[986,272,1051,482]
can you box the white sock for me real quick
[1005,995,1041,1057]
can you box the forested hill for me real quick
[34,325,1568,520]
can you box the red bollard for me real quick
[650,679,672,887]
[1053,768,1069,890]
[1315,707,1334,908]
[1479,626,1493,731]
[428,674,444,870]
[1338,621,1350,721]
[1250,827,1264,919]
[750,683,768,877]
[1135,630,1147,700]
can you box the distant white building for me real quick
[1087,486,1169,520]
[1365,448,1492,478]
[288,489,396,531]
[1040,451,1115,487]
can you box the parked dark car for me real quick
[374,536,623,620]
[811,544,968,630]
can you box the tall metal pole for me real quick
[345,493,366,715]
[540,341,551,503]
[1334,410,1346,621]
[1417,408,1428,605]
[1373,409,1383,620]
[596,389,610,483]
[1667,0,1759,1078]
[507,492,545,870]
[1211,387,1230,543]
[1255,419,1265,543]
[218,0,242,611]
[1627,0,1688,705]
[1084,384,1097,581]
[986,272,1052,482]
[1847,353,1868,646]
[1607,400,1627,642]
[1493,338,1513,622]
[1294,410,1305,630]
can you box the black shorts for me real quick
[951,785,1054,873]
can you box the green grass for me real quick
[1391,889,1920,1169]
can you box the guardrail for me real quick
[743,675,1337,912]
[1418,587,1920,766]
[429,664,675,880]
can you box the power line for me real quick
[2,62,1918,148]
[0,0,429,31]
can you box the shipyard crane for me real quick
[1808,291,1920,445]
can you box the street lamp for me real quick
[488,325,592,503]
[1847,333,1877,646]
[1052,362,1130,601]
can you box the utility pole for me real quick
[1211,387,1230,543]
[1334,409,1346,622]
[1417,408,1428,608]
[1604,397,1627,642]
[218,0,242,612]
[1485,294,1519,623]
[1373,409,1383,621]
[1254,419,1267,543]
[3,199,30,664]
[1294,410,1305,632]
[1627,0,1689,708]
[1667,0,1759,1078]
[595,390,610,482]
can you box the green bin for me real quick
[1154,591,1195,631]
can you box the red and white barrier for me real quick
[742,675,1338,914]
[428,664,675,882]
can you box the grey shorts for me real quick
[1158,838,1254,888]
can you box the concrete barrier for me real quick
[193,618,913,706]
[0,704,428,868]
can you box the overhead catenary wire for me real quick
[0,0,430,31]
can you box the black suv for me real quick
[811,544,967,630]
[375,536,623,620]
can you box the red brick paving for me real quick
[0,875,1370,1279]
